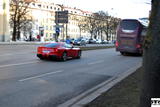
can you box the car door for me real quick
[64,44,73,57]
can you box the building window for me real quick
[38,4,41,8]
[32,3,35,6]
[54,7,56,10]
[46,26,48,30]
[50,6,52,9]
[36,25,38,30]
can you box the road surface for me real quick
[0,45,141,107]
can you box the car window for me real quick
[64,43,72,48]
[44,43,59,47]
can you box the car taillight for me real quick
[37,47,42,52]
[54,48,58,52]
[115,41,119,47]
[136,44,141,48]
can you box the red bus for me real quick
[116,19,147,55]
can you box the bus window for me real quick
[120,20,139,33]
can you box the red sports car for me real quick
[37,42,81,61]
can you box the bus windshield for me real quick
[120,20,139,31]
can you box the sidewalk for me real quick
[85,67,142,107]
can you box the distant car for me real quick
[96,39,102,44]
[73,38,86,46]
[37,42,81,61]
[107,40,112,44]
[89,38,96,44]
[101,40,108,44]
[82,37,89,44]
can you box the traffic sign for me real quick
[54,25,64,28]
[55,11,68,23]
[56,27,60,33]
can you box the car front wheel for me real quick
[61,52,67,61]
[77,51,81,59]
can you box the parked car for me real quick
[89,38,96,44]
[107,40,112,44]
[96,39,102,44]
[101,40,108,44]
[70,38,75,44]
[37,42,81,61]
[82,38,89,44]
[73,38,86,46]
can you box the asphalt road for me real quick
[0,45,141,107]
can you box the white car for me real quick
[96,39,102,44]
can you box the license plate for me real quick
[121,40,133,45]
[43,50,50,53]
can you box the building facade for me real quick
[0,0,10,42]
[9,0,93,41]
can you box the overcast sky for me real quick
[51,0,151,19]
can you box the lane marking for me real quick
[19,70,63,82]
[88,60,104,65]
[0,61,39,68]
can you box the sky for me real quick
[51,0,151,19]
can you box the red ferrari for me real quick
[37,42,81,61]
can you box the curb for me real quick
[0,42,45,45]
[58,63,142,107]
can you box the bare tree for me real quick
[140,0,160,107]
[10,0,34,41]
[93,12,104,40]
[93,11,120,41]
[73,14,87,38]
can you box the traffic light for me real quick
[39,27,44,37]
[40,30,44,37]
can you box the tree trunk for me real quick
[140,0,160,107]
[12,23,17,41]
[101,30,103,40]
[17,29,20,40]
[80,28,81,38]
[90,31,93,39]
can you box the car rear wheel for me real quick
[77,51,81,59]
[37,54,44,60]
[39,57,44,60]
[61,52,67,61]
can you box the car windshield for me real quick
[44,43,59,48]
[120,20,139,30]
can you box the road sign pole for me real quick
[65,23,68,40]
[63,23,65,41]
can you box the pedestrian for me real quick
[37,35,40,41]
